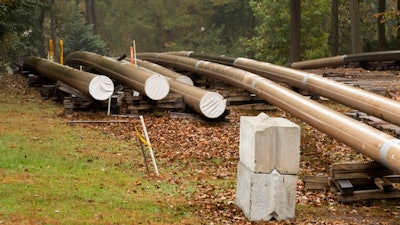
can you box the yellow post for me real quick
[49,39,54,62]
[59,39,64,65]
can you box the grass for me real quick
[2,74,400,224]
[0,87,197,224]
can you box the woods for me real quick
[1,0,400,66]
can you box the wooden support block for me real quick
[303,176,329,191]
[337,189,400,203]
[336,179,354,196]
[330,161,393,180]
[385,175,400,183]
[374,177,394,192]
[57,81,92,101]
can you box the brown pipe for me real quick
[134,61,226,119]
[290,55,346,69]
[135,59,194,85]
[23,56,114,100]
[232,58,400,128]
[65,51,169,100]
[137,52,400,174]
[169,51,400,128]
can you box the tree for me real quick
[0,0,45,63]
[61,10,108,57]
[378,0,387,50]
[289,0,301,63]
[85,0,96,34]
[243,0,330,64]
[349,0,363,53]
[330,0,339,56]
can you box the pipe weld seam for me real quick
[251,76,263,88]
[302,74,313,87]
[195,61,203,69]
[379,139,400,165]
[233,57,243,66]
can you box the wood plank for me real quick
[331,161,385,171]
[67,120,129,125]
[337,189,400,203]
[303,176,330,191]
[335,179,354,196]
[374,177,394,192]
[331,161,394,180]
[385,175,400,183]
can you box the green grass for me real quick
[0,89,197,224]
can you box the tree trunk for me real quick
[397,0,400,48]
[289,0,301,63]
[37,9,46,57]
[85,0,97,34]
[330,0,339,56]
[50,0,57,58]
[349,0,363,53]
[378,0,387,50]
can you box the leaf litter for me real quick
[3,71,400,224]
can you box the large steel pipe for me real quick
[135,59,194,85]
[134,61,226,119]
[169,51,400,127]
[65,51,169,100]
[290,50,400,69]
[23,56,114,100]
[290,55,346,69]
[137,52,400,174]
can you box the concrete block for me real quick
[239,113,300,174]
[236,162,297,221]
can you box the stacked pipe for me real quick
[23,56,114,101]
[65,51,169,100]
[137,52,400,174]
[66,51,226,118]
[168,51,400,127]
[133,59,226,119]
[135,59,194,86]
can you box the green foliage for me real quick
[0,0,44,63]
[243,0,331,65]
[94,0,253,56]
[242,0,290,64]
[4,0,400,64]
[61,10,108,57]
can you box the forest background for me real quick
[1,0,400,67]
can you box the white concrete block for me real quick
[239,113,300,174]
[236,162,297,221]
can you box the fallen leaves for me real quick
[6,70,400,224]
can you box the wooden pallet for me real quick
[330,161,400,203]
[346,110,400,137]
[123,88,186,114]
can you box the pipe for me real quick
[23,56,114,101]
[290,55,346,69]
[65,51,169,100]
[136,62,226,118]
[168,51,400,128]
[290,50,400,69]
[135,59,194,85]
[137,52,400,174]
